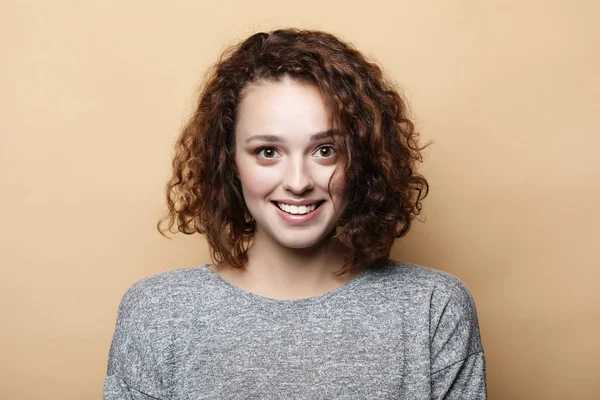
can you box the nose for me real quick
[282,158,314,194]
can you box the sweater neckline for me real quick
[200,263,374,307]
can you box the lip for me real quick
[271,199,324,206]
[272,201,324,225]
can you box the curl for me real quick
[158,28,429,274]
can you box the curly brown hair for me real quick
[158,28,428,275]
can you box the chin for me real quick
[272,229,336,250]
[277,238,321,250]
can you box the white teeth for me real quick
[276,202,318,215]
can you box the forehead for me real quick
[235,77,331,141]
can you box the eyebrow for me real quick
[244,130,335,144]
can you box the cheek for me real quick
[330,173,349,218]
[237,162,280,199]
[325,167,348,198]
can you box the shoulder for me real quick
[367,259,475,303]
[107,267,211,397]
[379,260,484,368]
[367,260,482,351]
[126,264,211,292]
[372,260,484,368]
[116,265,213,322]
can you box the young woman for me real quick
[104,28,486,399]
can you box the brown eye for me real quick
[257,147,278,159]
[263,149,274,158]
[316,146,336,158]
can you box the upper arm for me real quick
[105,282,168,399]
[104,375,163,400]
[429,275,487,398]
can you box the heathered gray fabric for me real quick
[104,260,486,399]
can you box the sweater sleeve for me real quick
[103,282,168,400]
[104,375,162,400]
[429,277,487,399]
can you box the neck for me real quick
[235,228,357,299]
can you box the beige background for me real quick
[1,0,599,399]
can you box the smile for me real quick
[274,201,324,215]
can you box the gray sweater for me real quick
[104,261,486,399]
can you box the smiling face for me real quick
[234,77,347,250]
